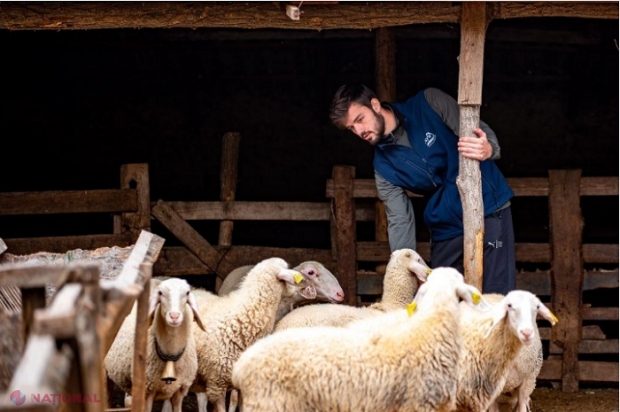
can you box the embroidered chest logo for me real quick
[424,132,437,147]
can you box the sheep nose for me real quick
[521,328,533,339]
[169,312,180,321]
[335,290,345,301]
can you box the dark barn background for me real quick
[1,16,617,268]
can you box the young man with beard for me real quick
[329,83,515,294]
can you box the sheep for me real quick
[190,257,312,412]
[104,277,206,412]
[482,293,544,412]
[231,266,488,412]
[218,260,345,323]
[455,290,558,412]
[273,248,431,331]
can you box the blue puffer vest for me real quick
[373,91,514,242]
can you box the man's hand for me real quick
[457,127,493,161]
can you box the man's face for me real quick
[343,101,385,146]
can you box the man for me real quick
[329,83,515,294]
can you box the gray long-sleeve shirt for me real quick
[375,88,501,252]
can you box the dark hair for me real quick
[329,83,378,129]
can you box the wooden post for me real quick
[114,163,151,242]
[332,166,357,306]
[374,27,396,275]
[216,132,241,292]
[131,264,152,412]
[549,169,584,392]
[457,2,487,290]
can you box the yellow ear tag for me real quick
[550,312,559,324]
[293,273,304,284]
[406,302,417,317]
[426,268,432,276]
[472,293,481,305]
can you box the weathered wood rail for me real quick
[0,161,617,390]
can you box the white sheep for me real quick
[273,248,430,331]
[218,260,345,323]
[190,257,311,412]
[104,277,206,412]
[231,266,488,412]
[482,293,544,412]
[456,290,558,412]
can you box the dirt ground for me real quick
[528,387,618,412]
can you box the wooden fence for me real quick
[0,230,164,412]
[0,157,617,391]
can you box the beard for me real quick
[365,110,386,146]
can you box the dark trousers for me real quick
[430,206,516,295]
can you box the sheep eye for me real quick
[307,270,316,276]
[158,291,163,296]
[507,303,512,309]
[186,291,190,296]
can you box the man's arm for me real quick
[375,171,417,252]
[424,87,501,160]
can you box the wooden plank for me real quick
[3,233,134,256]
[582,306,618,321]
[549,339,619,355]
[219,132,241,248]
[493,2,619,20]
[583,244,619,264]
[332,166,357,306]
[151,200,236,278]
[153,245,335,276]
[0,265,71,288]
[21,288,46,342]
[130,264,151,412]
[548,169,584,392]
[326,176,619,198]
[105,231,165,290]
[539,325,607,341]
[114,163,151,241]
[33,283,83,339]
[163,201,331,221]
[538,360,619,383]
[0,189,137,215]
[1,2,614,32]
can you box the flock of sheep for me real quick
[104,249,558,412]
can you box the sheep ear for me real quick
[276,269,306,286]
[537,301,559,326]
[457,284,493,312]
[187,292,207,332]
[298,285,316,300]
[483,302,508,338]
[407,260,430,283]
[148,291,160,326]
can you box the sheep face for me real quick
[484,290,558,344]
[149,278,206,331]
[294,261,344,303]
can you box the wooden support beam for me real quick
[151,200,236,279]
[2,234,134,256]
[130,264,152,412]
[457,1,487,291]
[374,27,396,275]
[114,163,151,242]
[217,132,241,292]
[549,169,584,392]
[332,166,357,306]
[0,2,615,32]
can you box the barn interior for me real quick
[0,1,618,407]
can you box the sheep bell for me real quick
[161,360,177,384]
